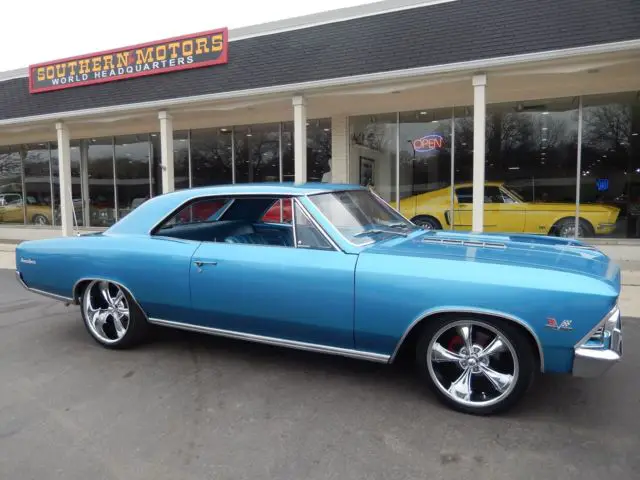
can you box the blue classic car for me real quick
[15,183,623,415]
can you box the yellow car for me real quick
[0,193,52,225]
[394,182,620,237]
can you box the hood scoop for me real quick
[420,236,507,250]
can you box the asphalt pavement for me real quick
[1,269,638,480]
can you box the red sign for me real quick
[29,28,228,93]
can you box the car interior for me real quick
[153,196,333,250]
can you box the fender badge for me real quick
[20,257,36,265]
[546,318,573,331]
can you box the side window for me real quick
[484,187,504,204]
[158,197,230,229]
[293,201,334,251]
[455,187,473,204]
[261,199,292,224]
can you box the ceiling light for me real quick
[508,167,520,170]
[632,132,639,136]
[420,111,427,115]
[542,112,549,115]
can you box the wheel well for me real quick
[72,278,150,322]
[392,311,543,371]
[73,279,92,304]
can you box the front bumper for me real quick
[573,305,622,378]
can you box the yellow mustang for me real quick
[394,182,620,237]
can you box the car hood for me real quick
[366,230,621,291]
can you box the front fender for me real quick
[354,251,617,373]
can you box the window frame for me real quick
[149,192,341,252]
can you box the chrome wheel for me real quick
[426,320,519,408]
[83,280,130,344]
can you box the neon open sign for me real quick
[413,134,444,153]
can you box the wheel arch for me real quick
[72,277,150,321]
[390,308,544,372]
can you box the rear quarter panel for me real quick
[16,234,199,321]
[354,250,618,373]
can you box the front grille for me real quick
[590,325,605,342]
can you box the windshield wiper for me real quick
[385,222,414,229]
[353,229,408,238]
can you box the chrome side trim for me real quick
[15,270,74,303]
[147,317,390,363]
[389,307,546,372]
[71,277,150,322]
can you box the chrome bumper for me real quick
[572,305,622,378]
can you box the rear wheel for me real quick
[411,215,442,230]
[415,316,536,415]
[31,214,50,225]
[80,280,149,349]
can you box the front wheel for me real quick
[415,316,536,415]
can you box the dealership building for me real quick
[0,0,639,246]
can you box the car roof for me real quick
[161,182,366,198]
[106,182,366,236]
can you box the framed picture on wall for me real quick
[359,156,375,187]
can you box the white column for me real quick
[330,116,349,183]
[55,122,73,236]
[292,96,307,183]
[158,111,174,194]
[80,140,90,227]
[472,74,487,233]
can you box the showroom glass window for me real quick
[282,119,332,182]
[22,143,53,226]
[581,92,640,239]
[282,122,294,182]
[398,109,453,229]
[0,145,25,225]
[451,98,579,236]
[173,131,190,190]
[349,113,398,204]
[115,134,151,219]
[234,124,280,183]
[190,127,233,187]
[51,141,84,227]
[307,118,332,182]
[87,137,116,227]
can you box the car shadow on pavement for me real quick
[137,324,630,425]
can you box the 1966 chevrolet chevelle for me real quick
[15,183,623,415]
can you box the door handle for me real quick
[194,260,218,268]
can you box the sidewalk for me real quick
[4,242,639,316]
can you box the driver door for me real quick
[188,198,357,350]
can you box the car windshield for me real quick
[503,185,525,202]
[308,189,416,245]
